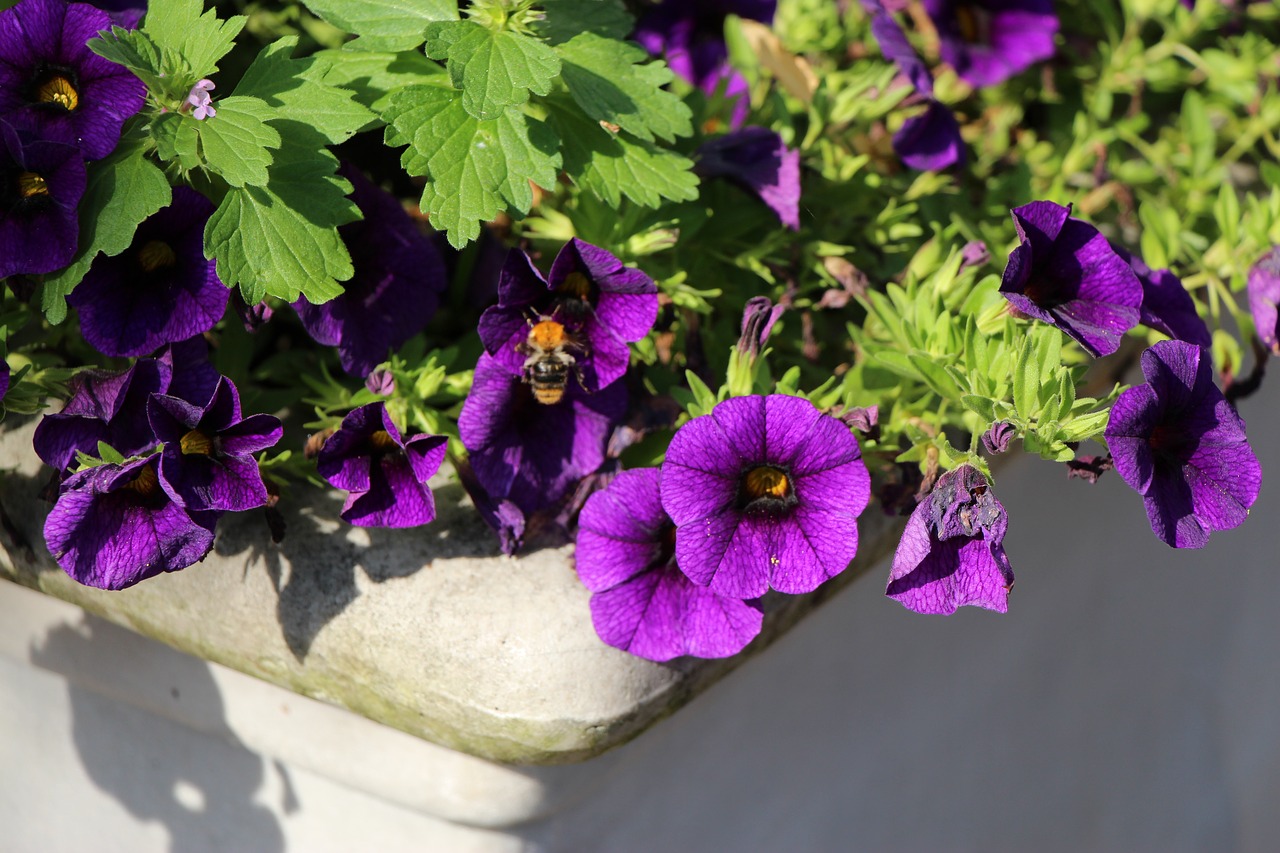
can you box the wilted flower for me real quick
[0,119,85,280]
[577,468,763,661]
[696,127,801,230]
[1000,200,1142,357]
[1113,245,1211,349]
[737,295,786,358]
[1247,247,1280,354]
[1105,340,1261,548]
[1065,453,1113,484]
[981,420,1016,454]
[885,464,1014,614]
[661,394,870,599]
[921,0,1059,89]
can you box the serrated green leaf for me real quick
[301,0,458,51]
[313,48,449,112]
[41,140,173,324]
[534,0,631,45]
[149,113,204,173]
[87,27,167,92]
[547,97,698,208]
[555,33,691,143]
[424,20,560,120]
[190,96,281,187]
[234,38,375,145]
[144,0,245,81]
[382,85,560,247]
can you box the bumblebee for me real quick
[517,316,586,405]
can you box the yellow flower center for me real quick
[180,429,214,456]
[743,466,791,500]
[123,463,159,496]
[36,74,79,111]
[138,240,177,272]
[368,430,399,453]
[557,271,592,300]
[17,172,48,198]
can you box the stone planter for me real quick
[0,416,902,766]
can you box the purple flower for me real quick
[577,468,763,661]
[737,295,785,357]
[981,420,1016,454]
[43,454,217,590]
[696,127,801,230]
[921,0,1058,89]
[1112,245,1211,349]
[295,164,447,378]
[316,402,448,528]
[885,464,1014,614]
[0,354,9,401]
[961,239,990,268]
[1247,247,1280,354]
[68,187,228,358]
[634,0,775,127]
[147,376,282,513]
[1105,340,1261,548]
[0,118,85,279]
[182,79,216,120]
[0,0,147,160]
[459,352,627,521]
[999,201,1142,357]
[478,239,658,393]
[661,394,870,599]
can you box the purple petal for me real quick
[893,101,964,171]
[341,455,437,527]
[1248,248,1280,352]
[697,127,802,229]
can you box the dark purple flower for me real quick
[1105,340,1261,549]
[1111,244,1211,349]
[1065,453,1113,483]
[455,454,527,555]
[661,394,870,599]
[69,187,228,358]
[459,352,627,519]
[156,336,221,408]
[1247,247,1280,354]
[737,295,785,357]
[316,402,448,528]
[577,467,763,661]
[839,404,880,440]
[478,239,658,393]
[0,118,85,279]
[89,0,144,29]
[0,0,147,160]
[1000,201,1142,357]
[634,0,775,127]
[921,0,1058,89]
[981,420,1016,454]
[696,127,801,230]
[0,354,9,401]
[148,376,282,513]
[43,454,217,590]
[295,164,447,378]
[885,464,1014,614]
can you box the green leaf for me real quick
[149,113,203,173]
[960,395,998,423]
[684,370,718,416]
[87,27,167,92]
[204,123,359,303]
[313,48,449,113]
[382,85,561,247]
[534,0,632,45]
[41,140,173,324]
[144,0,246,81]
[555,33,691,143]
[190,96,281,187]
[424,20,560,121]
[1012,335,1038,419]
[1059,410,1110,442]
[547,97,698,208]
[234,38,376,145]
[300,0,459,52]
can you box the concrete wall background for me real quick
[3,381,1278,852]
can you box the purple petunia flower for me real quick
[696,127,801,230]
[737,295,786,357]
[921,0,1058,89]
[577,467,764,661]
[661,394,870,599]
[1000,200,1142,357]
[316,402,448,528]
[478,239,658,393]
[634,0,775,127]
[295,165,447,378]
[1112,245,1211,349]
[44,454,218,590]
[0,0,146,161]
[148,376,282,513]
[885,464,1014,614]
[69,187,227,358]
[0,119,86,279]
[1247,247,1280,354]
[459,352,627,524]
[1105,340,1261,549]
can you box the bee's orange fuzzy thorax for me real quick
[530,320,569,349]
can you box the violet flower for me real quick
[1113,245,1211,349]
[737,295,786,358]
[69,187,228,358]
[577,468,763,661]
[459,352,627,520]
[182,79,216,120]
[148,376,282,513]
[43,454,218,590]
[661,394,870,599]
[1247,247,1280,354]
[999,201,1142,357]
[294,165,447,378]
[0,0,147,160]
[0,355,8,402]
[316,402,448,528]
[1105,340,1261,549]
[0,119,85,279]
[478,239,658,393]
[885,464,1014,614]
[921,0,1059,89]
[981,420,1016,454]
[696,127,801,230]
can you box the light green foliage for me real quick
[190,96,281,187]
[555,34,691,143]
[144,0,245,86]
[532,0,631,45]
[424,19,560,120]
[299,0,459,51]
